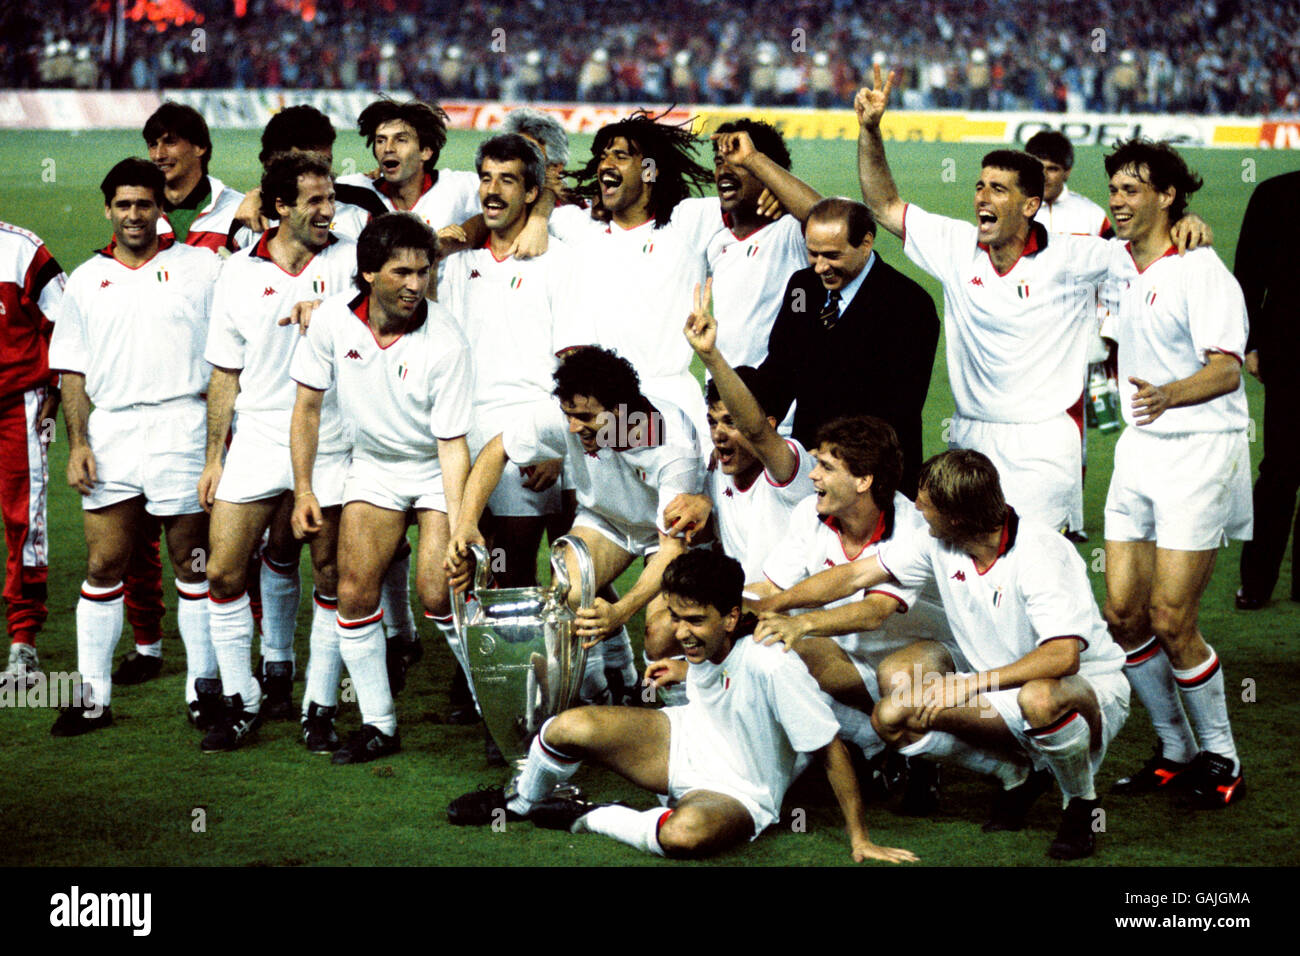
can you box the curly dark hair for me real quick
[1104,137,1203,223]
[551,346,642,412]
[570,108,713,228]
[357,98,449,175]
[714,118,791,171]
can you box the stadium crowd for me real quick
[0,80,1266,864]
[5,0,1298,115]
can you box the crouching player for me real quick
[759,451,1129,859]
[448,550,916,863]
[290,212,471,763]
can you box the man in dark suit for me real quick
[1237,171,1300,610]
[757,197,939,495]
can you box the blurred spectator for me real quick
[7,0,1297,117]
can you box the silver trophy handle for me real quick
[449,541,492,640]
[550,535,595,609]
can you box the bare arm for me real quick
[445,434,511,589]
[754,592,902,650]
[289,384,324,538]
[436,435,471,533]
[823,737,918,863]
[757,555,891,614]
[714,131,822,223]
[1129,352,1241,426]
[199,366,240,512]
[61,372,96,495]
[854,65,907,239]
[684,279,796,481]
[574,533,687,644]
[510,187,557,259]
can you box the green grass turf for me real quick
[0,128,1297,867]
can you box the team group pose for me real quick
[1,64,1260,863]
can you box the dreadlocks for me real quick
[571,109,713,228]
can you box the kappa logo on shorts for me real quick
[344,349,362,360]
[262,286,277,297]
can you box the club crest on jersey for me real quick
[156,269,169,283]
[1016,281,1030,299]
[510,275,524,290]
[396,362,409,381]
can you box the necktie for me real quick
[819,289,842,329]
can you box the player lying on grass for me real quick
[446,345,704,704]
[756,450,1131,860]
[447,549,917,863]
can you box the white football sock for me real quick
[1124,638,1198,763]
[336,609,395,735]
[574,805,669,856]
[580,638,607,703]
[208,591,260,709]
[829,699,886,760]
[77,581,124,707]
[1174,645,1239,773]
[509,720,580,811]
[1026,710,1095,805]
[136,640,162,659]
[899,730,1029,790]
[259,554,299,668]
[380,547,415,642]
[304,593,341,711]
[176,579,216,704]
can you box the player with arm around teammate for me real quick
[758,450,1130,860]
[448,549,917,864]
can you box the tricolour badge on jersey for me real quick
[1146,290,1157,306]
[746,244,759,257]
[641,241,654,255]
[1016,280,1029,299]
[156,269,169,283]
[992,586,1004,608]
[312,277,326,294]
[510,275,524,290]
[396,362,409,381]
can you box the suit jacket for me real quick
[756,254,939,496]
[1238,171,1300,376]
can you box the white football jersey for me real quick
[289,291,472,461]
[902,204,1112,423]
[49,239,220,410]
[763,492,952,669]
[335,169,481,231]
[877,508,1124,678]
[437,239,576,451]
[1101,244,1249,434]
[502,394,704,541]
[710,437,814,580]
[1034,185,1109,237]
[155,175,245,253]
[549,198,721,384]
[677,635,840,832]
[706,214,808,368]
[205,231,356,453]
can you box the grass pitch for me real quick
[0,127,1297,868]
